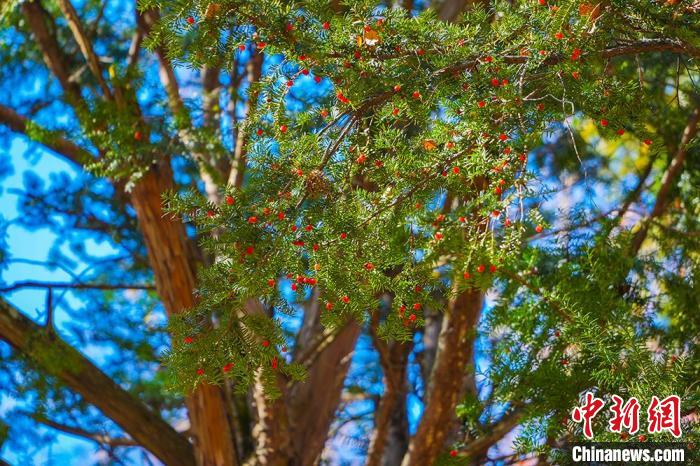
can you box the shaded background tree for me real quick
[0,1,698,465]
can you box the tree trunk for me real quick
[130,160,239,466]
[366,340,411,466]
[401,288,483,466]
[288,321,362,465]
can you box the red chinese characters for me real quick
[572,393,683,439]
[572,392,605,439]
[647,395,682,438]
[609,395,640,435]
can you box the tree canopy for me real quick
[0,0,698,465]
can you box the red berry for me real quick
[364,262,374,271]
[459,216,466,223]
[325,302,334,310]
[262,340,270,347]
[452,166,460,174]
[238,44,246,51]
[291,283,298,291]
[314,76,322,83]
[207,210,215,218]
[538,0,546,5]
[320,109,329,118]
[413,303,421,310]
[434,232,443,240]
[409,313,417,322]
[226,195,234,205]
[477,264,486,273]
[322,21,330,30]
[280,124,288,133]
[342,295,350,304]
[393,84,402,92]
[617,128,625,135]
[248,216,258,224]
[600,119,608,127]
[392,107,400,116]
[639,435,646,442]
[489,264,497,273]
[535,224,543,233]
[412,91,421,99]
[184,336,193,344]
[554,32,564,39]
[450,450,458,457]
[571,71,580,80]
[186,16,195,25]
[268,279,276,287]
[463,271,471,279]
[644,139,653,146]
[245,246,254,255]
[223,362,234,372]
[340,232,347,239]
[478,100,486,108]
[491,78,500,87]
[133,131,142,141]
[196,368,204,375]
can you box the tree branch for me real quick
[630,106,700,256]
[21,0,82,102]
[0,297,195,466]
[29,413,139,447]
[55,0,113,100]
[0,104,93,166]
[457,409,524,460]
[0,281,154,293]
[229,52,263,189]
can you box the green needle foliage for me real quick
[141,0,698,455]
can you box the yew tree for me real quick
[0,0,699,465]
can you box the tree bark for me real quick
[287,320,362,465]
[130,160,239,466]
[0,297,195,466]
[401,288,483,466]
[366,337,412,466]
